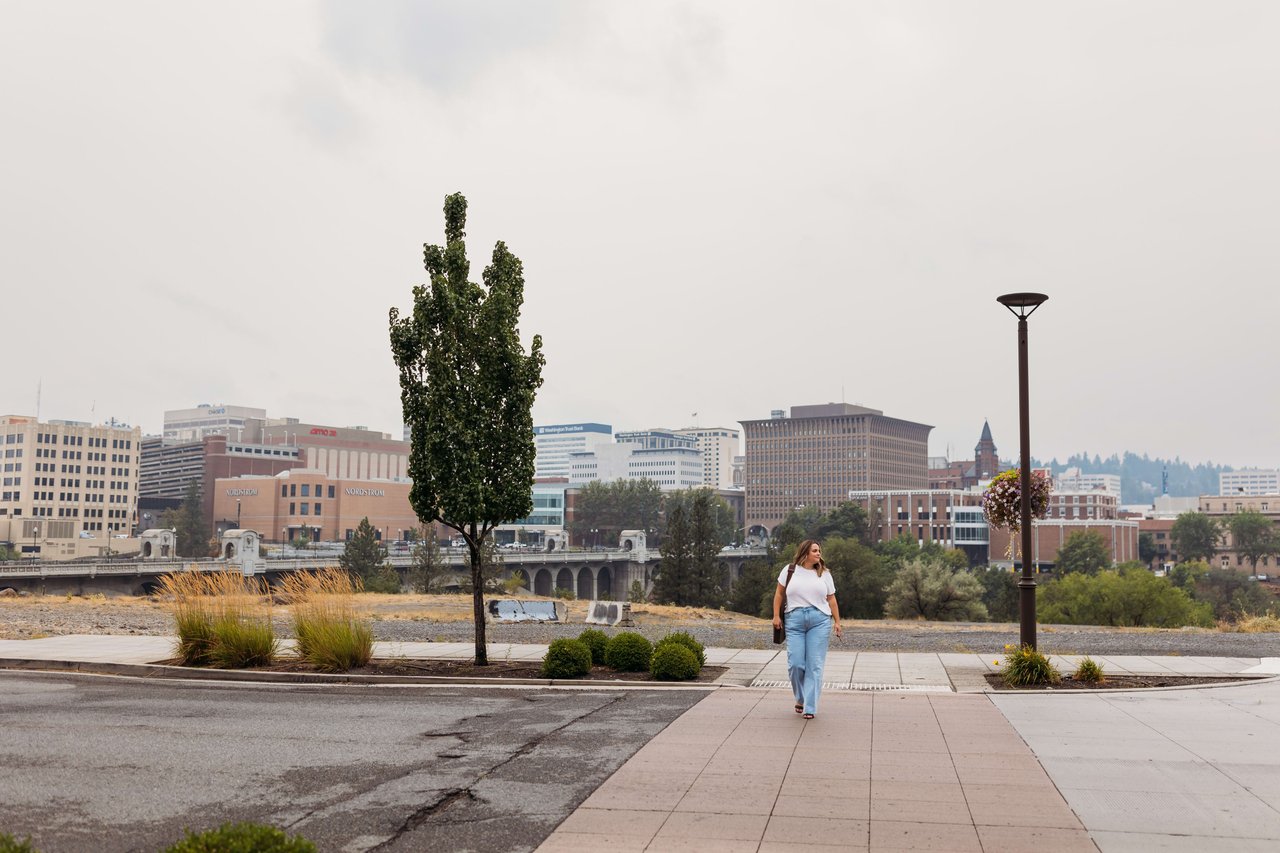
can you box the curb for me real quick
[0,657,727,689]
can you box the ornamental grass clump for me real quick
[541,638,592,678]
[1000,643,1061,687]
[604,631,653,672]
[1074,656,1105,684]
[577,628,609,665]
[157,570,277,668]
[279,568,373,672]
[0,832,38,853]
[650,643,700,681]
[655,631,705,668]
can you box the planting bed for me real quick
[984,672,1267,690]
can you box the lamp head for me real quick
[997,292,1048,319]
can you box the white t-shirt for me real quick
[777,564,836,615]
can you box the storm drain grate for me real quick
[750,679,952,693]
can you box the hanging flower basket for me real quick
[981,468,1051,533]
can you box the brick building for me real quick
[741,404,932,534]
[988,519,1140,571]
[846,489,989,565]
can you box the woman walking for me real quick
[772,539,842,719]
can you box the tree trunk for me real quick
[470,525,488,665]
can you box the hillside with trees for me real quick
[1028,452,1229,503]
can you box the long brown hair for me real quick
[791,539,825,576]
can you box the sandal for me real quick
[802,713,815,720]
[794,703,803,714]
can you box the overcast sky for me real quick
[3,2,1277,469]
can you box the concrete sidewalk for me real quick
[3,635,1280,851]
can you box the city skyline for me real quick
[4,3,1279,469]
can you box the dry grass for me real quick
[278,568,373,672]
[155,570,277,667]
[1230,613,1280,633]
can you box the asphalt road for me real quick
[0,672,708,852]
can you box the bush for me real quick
[577,628,609,665]
[884,559,988,621]
[650,643,700,681]
[0,833,37,853]
[655,631,705,668]
[1039,568,1214,628]
[1074,657,1105,684]
[628,580,646,603]
[164,822,316,852]
[604,632,653,672]
[541,638,592,678]
[1001,644,1061,687]
[554,586,576,600]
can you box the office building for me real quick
[0,415,141,559]
[533,423,613,479]
[1220,469,1280,496]
[675,426,741,489]
[1054,467,1122,497]
[846,488,989,565]
[568,442,703,491]
[741,403,933,533]
[163,404,267,442]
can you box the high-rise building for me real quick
[0,415,142,558]
[533,423,613,478]
[568,442,703,491]
[675,427,741,490]
[163,404,267,442]
[740,403,932,533]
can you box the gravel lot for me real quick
[2,597,1278,657]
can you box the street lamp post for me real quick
[30,523,39,563]
[997,292,1049,651]
[236,499,241,530]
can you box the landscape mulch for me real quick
[985,672,1266,691]
[154,657,727,683]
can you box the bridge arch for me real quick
[534,569,552,597]
[510,568,530,593]
[597,566,613,600]
[576,567,593,600]
[555,567,574,595]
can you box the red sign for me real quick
[310,428,337,437]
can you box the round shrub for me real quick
[655,631,705,668]
[604,631,653,672]
[163,822,316,853]
[577,628,609,665]
[650,643,700,681]
[541,638,592,679]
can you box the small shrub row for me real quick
[539,630,707,681]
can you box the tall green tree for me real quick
[1138,532,1157,566]
[1055,531,1111,576]
[727,557,779,618]
[1191,568,1274,621]
[160,481,207,558]
[771,504,826,549]
[652,501,691,605]
[662,488,736,547]
[569,479,663,546]
[1226,510,1276,572]
[822,537,893,619]
[1039,568,1213,628]
[976,566,1019,622]
[407,527,448,593]
[340,517,399,592]
[389,192,545,665]
[1170,512,1221,562]
[815,502,871,545]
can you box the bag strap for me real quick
[781,563,796,611]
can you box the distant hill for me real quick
[1020,452,1228,504]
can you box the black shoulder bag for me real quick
[772,564,797,644]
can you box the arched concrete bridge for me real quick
[0,548,768,598]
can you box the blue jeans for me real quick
[785,606,832,715]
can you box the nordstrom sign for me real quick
[344,487,386,497]
[225,488,258,496]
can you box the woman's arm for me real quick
[772,583,786,629]
[827,594,843,638]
